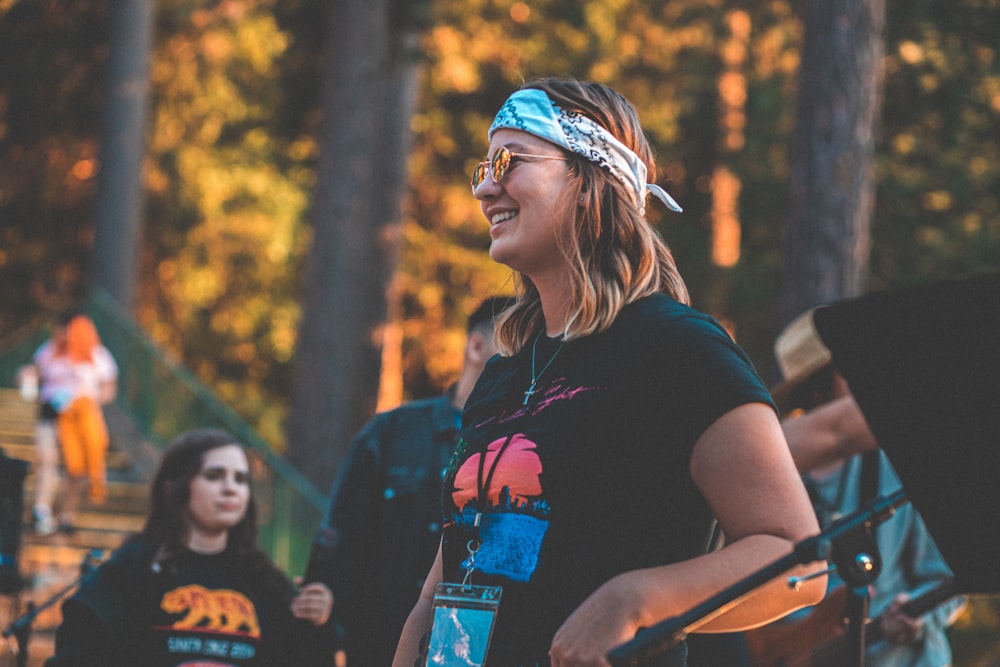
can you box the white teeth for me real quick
[491,210,517,224]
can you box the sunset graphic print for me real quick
[451,433,551,582]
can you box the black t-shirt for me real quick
[49,542,332,667]
[142,548,292,665]
[440,294,775,664]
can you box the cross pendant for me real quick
[523,382,537,406]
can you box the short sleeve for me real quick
[652,312,776,447]
[93,346,118,381]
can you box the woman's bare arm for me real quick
[548,403,827,666]
[392,542,444,667]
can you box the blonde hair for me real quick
[494,78,689,355]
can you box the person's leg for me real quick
[77,397,109,505]
[32,419,59,535]
[58,476,83,530]
[56,401,87,529]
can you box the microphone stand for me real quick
[828,509,883,667]
[607,489,907,667]
[2,550,102,667]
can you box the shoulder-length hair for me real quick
[494,77,690,355]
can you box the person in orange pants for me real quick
[54,314,118,531]
[57,394,110,511]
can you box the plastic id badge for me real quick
[425,583,502,666]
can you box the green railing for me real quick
[0,290,325,575]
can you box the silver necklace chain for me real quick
[523,331,567,405]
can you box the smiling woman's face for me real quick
[474,129,577,279]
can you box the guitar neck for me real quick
[861,578,957,646]
[806,578,960,667]
[746,579,960,667]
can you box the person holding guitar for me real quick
[746,308,965,667]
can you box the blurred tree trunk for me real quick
[778,0,885,327]
[286,0,426,491]
[705,10,750,335]
[90,0,154,310]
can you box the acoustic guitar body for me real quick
[744,586,849,667]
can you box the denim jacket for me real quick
[319,389,460,666]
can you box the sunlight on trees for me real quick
[137,0,311,445]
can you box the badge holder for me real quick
[426,539,502,666]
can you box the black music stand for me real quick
[3,550,101,667]
[609,272,1000,666]
[813,271,1000,594]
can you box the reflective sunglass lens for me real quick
[491,148,511,182]
[471,147,517,189]
[471,163,488,188]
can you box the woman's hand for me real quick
[291,581,333,626]
[549,574,643,667]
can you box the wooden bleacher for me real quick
[0,388,153,667]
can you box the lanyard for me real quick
[474,335,542,511]
[463,431,517,587]
[472,432,518,536]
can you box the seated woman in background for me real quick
[46,428,335,667]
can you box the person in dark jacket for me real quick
[46,428,334,667]
[318,296,513,666]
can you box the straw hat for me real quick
[771,308,833,408]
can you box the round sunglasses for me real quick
[471,146,569,190]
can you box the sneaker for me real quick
[33,506,56,537]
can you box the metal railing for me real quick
[0,291,324,574]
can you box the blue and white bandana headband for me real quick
[488,88,683,214]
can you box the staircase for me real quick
[0,388,154,667]
[0,293,327,666]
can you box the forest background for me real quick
[0,0,998,662]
